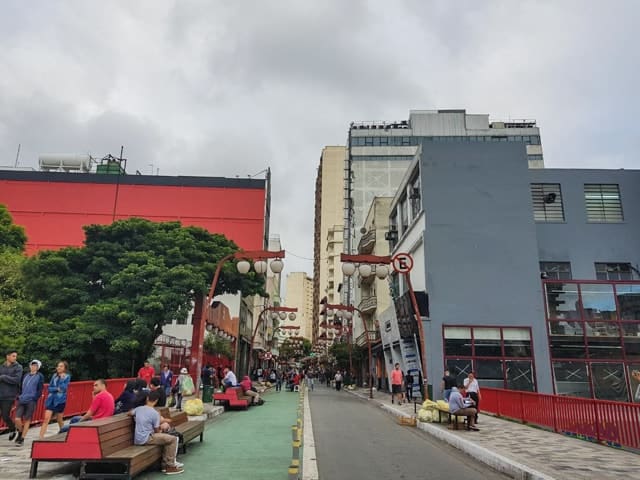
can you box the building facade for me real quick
[388,141,640,402]
[285,272,314,340]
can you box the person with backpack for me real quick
[0,350,22,440]
[14,359,44,444]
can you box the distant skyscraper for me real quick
[285,272,314,340]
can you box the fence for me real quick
[482,387,640,451]
[0,378,133,432]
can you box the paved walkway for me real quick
[0,390,299,479]
[348,387,639,480]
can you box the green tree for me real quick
[203,333,233,358]
[329,342,365,371]
[21,218,264,379]
[0,204,27,252]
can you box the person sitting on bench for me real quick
[60,379,114,432]
[448,384,479,431]
[130,390,184,475]
[240,376,263,405]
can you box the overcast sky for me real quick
[1,1,639,284]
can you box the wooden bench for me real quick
[157,408,205,454]
[30,414,161,479]
[213,386,251,410]
[435,407,468,430]
[30,410,205,478]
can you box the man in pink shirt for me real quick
[60,379,115,432]
[391,363,404,405]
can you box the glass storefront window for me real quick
[549,321,584,336]
[446,359,472,386]
[581,284,617,321]
[591,363,629,402]
[553,362,591,398]
[545,283,580,319]
[549,333,586,359]
[473,327,502,357]
[505,361,535,391]
[624,337,640,361]
[617,285,640,320]
[621,322,640,337]
[475,360,504,388]
[503,328,532,357]
[444,327,472,356]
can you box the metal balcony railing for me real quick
[358,295,377,314]
[356,330,381,347]
[357,229,376,254]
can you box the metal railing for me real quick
[357,229,376,254]
[356,330,380,347]
[358,295,377,314]
[482,387,640,451]
[0,378,133,431]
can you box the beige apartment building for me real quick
[312,146,346,343]
[285,272,314,340]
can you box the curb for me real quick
[348,390,555,480]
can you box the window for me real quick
[545,282,579,319]
[540,262,572,280]
[581,284,616,321]
[553,361,591,398]
[409,175,421,220]
[595,262,633,281]
[399,199,409,234]
[617,284,640,320]
[584,184,623,222]
[531,183,564,222]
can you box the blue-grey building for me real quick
[386,136,640,402]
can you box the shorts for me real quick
[392,384,402,394]
[45,395,66,413]
[15,401,37,420]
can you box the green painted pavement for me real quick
[136,389,301,479]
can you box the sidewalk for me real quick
[348,387,639,480]
[0,390,298,479]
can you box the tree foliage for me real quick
[203,333,233,358]
[329,342,365,371]
[0,204,27,253]
[278,337,312,361]
[20,218,264,379]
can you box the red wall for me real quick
[0,179,266,254]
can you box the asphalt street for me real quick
[309,385,510,480]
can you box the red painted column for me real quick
[189,295,206,388]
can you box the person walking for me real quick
[405,371,414,402]
[39,361,70,438]
[391,363,404,405]
[464,372,481,423]
[0,349,22,439]
[334,371,343,391]
[160,365,173,398]
[14,359,44,445]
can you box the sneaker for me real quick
[174,462,184,468]
[8,431,17,441]
[164,465,184,475]
[468,425,480,431]
[16,438,24,445]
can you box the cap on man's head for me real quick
[180,367,188,374]
[30,359,42,369]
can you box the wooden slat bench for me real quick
[213,387,250,410]
[30,410,205,478]
[436,407,468,430]
[157,408,205,454]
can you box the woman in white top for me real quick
[463,372,480,422]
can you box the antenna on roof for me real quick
[14,144,21,167]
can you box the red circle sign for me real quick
[264,352,273,360]
[392,253,414,273]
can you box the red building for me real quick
[0,169,270,253]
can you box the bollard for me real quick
[291,426,299,441]
[288,464,299,480]
[292,439,301,459]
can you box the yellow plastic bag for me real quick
[436,400,449,411]
[422,400,437,409]
[184,398,204,416]
[418,408,433,423]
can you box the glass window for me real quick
[585,184,623,222]
[399,199,409,234]
[581,284,617,321]
[444,327,472,356]
[409,176,421,220]
[474,360,504,388]
[586,323,622,359]
[616,284,640,319]
[503,328,532,357]
[446,359,472,386]
[549,334,586,358]
[624,337,640,361]
[549,321,584,336]
[505,360,535,391]
[628,365,640,403]
[553,361,591,398]
[591,363,628,402]
[622,322,640,337]
[365,137,373,146]
[545,283,580,319]
[531,184,565,222]
[540,261,572,280]
[473,327,502,357]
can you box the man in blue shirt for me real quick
[448,385,479,431]
[14,360,44,444]
[130,390,184,475]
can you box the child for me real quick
[130,390,184,475]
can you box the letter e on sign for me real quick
[392,253,413,273]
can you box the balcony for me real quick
[358,229,376,254]
[358,295,377,314]
[356,330,381,347]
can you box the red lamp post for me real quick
[340,252,429,400]
[190,250,285,387]
[249,305,297,372]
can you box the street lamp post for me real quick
[190,250,285,387]
[340,252,429,400]
[249,306,297,373]
[324,303,374,398]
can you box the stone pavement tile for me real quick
[349,388,640,480]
